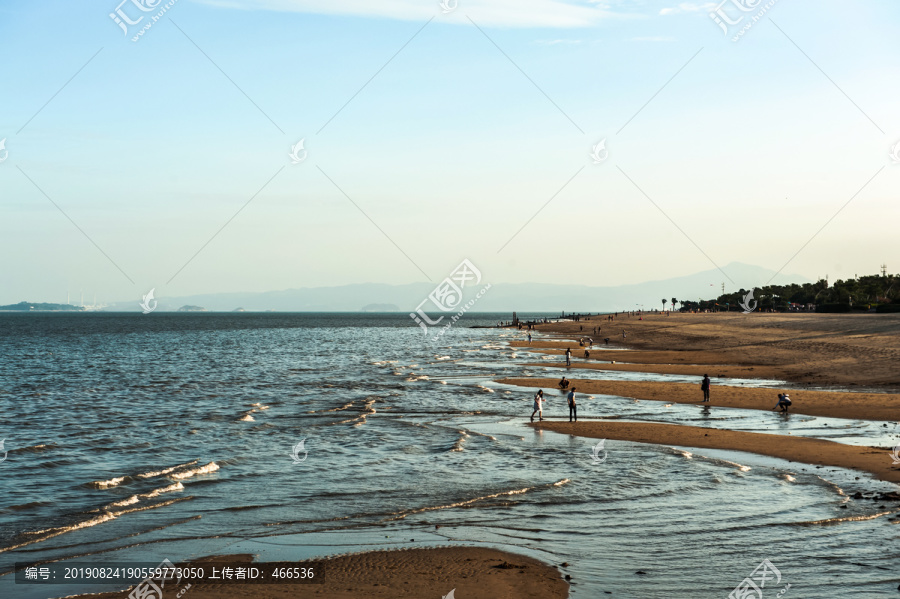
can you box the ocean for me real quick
[1,312,898,598]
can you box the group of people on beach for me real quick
[529,370,795,423]
[701,374,792,412]
[531,386,578,423]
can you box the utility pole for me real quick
[882,263,888,277]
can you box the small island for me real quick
[177,305,207,312]
[0,302,85,312]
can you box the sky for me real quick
[1,0,898,306]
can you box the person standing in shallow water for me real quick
[567,388,577,422]
[531,390,544,422]
[565,347,571,366]
[701,374,711,402]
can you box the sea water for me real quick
[0,313,898,598]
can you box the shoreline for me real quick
[58,547,568,599]
[528,420,900,485]
[498,377,899,421]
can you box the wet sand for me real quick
[529,420,900,484]
[498,377,899,421]
[61,547,568,599]
[521,312,900,388]
[506,312,900,484]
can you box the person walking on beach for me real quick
[527,332,532,344]
[531,390,544,422]
[701,374,711,402]
[565,347,572,366]
[567,388,577,422]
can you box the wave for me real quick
[790,511,897,526]
[451,432,469,452]
[169,462,219,480]
[102,481,185,511]
[9,442,57,455]
[382,479,572,520]
[0,501,52,513]
[238,413,255,422]
[88,476,128,489]
[476,385,495,393]
[0,496,193,554]
[136,460,199,479]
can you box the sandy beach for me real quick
[521,312,900,388]
[505,312,900,483]
[61,548,568,599]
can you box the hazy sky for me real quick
[1,0,898,305]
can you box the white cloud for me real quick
[195,0,616,28]
[659,2,715,15]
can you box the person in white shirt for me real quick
[531,390,544,422]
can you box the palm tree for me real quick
[662,299,667,311]
[671,297,678,311]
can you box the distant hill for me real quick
[94,262,810,313]
[0,302,84,312]
[361,303,401,312]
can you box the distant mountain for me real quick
[361,303,401,312]
[99,263,810,313]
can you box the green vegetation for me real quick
[677,271,900,313]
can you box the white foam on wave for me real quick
[383,478,572,520]
[238,413,255,422]
[137,460,199,479]
[103,477,187,509]
[169,462,219,480]
[0,495,191,554]
[718,459,752,472]
[476,385,495,393]
[89,476,127,489]
[793,511,897,526]
[104,495,139,509]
